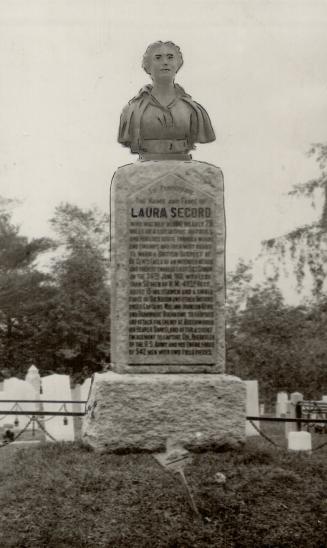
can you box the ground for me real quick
[0,427,326,547]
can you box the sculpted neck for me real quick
[151,80,176,106]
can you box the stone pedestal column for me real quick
[82,160,246,451]
[110,159,225,373]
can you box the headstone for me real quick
[82,40,246,451]
[25,365,41,395]
[285,392,303,437]
[245,380,260,436]
[71,383,82,413]
[71,377,91,414]
[288,431,312,452]
[2,378,38,430]
[42,374,75,442]
[322,395,327,403]
[276,391,288,417]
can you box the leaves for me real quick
[42,203,111,379]
[226,272,327,401]
[260,142,327,298]
[0,200,110,381]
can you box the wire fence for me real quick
[247,416,327,452]
[0,399,87,448]
[1,402,327,452]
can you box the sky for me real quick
[0,0,326,277]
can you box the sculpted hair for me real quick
[142,41,184,75]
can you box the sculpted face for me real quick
[149,45,179,83]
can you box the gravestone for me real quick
[2,378,38,430]
[285,391,303,437]
[25,364,41,395]
[42,374,75,442]
[82,40,246,451]
[288,431,312,452]
[71,377,92,414]
[245,380,260,436]
[276,391,288,417]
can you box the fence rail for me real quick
[247,416,327,424]
[0,400,87,404]
[0,410,85,416]
[0,399,88,418]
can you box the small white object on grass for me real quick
[214,472,226,485]
[288,431,312,452]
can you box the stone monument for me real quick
[82,41,246,451]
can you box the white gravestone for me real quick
[2,378,38,430]
[276,391,288,417]
[285,392,303,437]
[245,380,260,436]
[42,374,75,442]
[25,365,41,396]
[71,378,92,414]
[288,431,312,452]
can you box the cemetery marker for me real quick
[82,40,246,452]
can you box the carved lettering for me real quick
[128,191,216,363]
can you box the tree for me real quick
[261,143,327,297]
[226,279,327,402]
[0,200,54,377]
[40,203,111,380]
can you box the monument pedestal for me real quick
[82,159,246,451]
[82,372,246,451]
[110,160,225,373]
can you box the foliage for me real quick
[0,440,326,547]
[0,201,110,381]
[226,258,253,322]
[0,206,55,377]
[42,203,111,380]
[226,276,327,402]
[260,142,327,297]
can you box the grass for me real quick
[0,429,326,548]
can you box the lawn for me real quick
[0,432,326,548]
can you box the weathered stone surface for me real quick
[82,372,246,451]
[110,159,225,373]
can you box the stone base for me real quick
[82,372,246,452]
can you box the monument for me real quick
[82,41,246,451]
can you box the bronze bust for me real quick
[118,41,215,160]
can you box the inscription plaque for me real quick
[110,161,225,373]
[128,177,219,365]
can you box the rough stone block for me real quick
[82,372,246,451]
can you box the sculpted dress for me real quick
[118,84,215,155]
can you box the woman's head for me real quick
[142,41,183,77]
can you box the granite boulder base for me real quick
[110,159,225,374]
[82,372,246,451]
